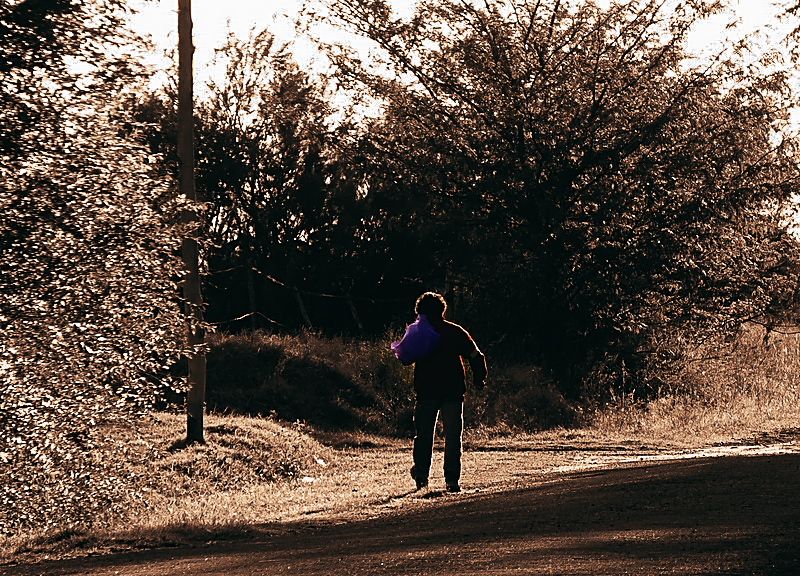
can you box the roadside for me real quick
[4,426,800,574]
[7,441,800,575]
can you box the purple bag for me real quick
[391,314,441,365]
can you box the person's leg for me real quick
[440,397,464,490]
[412,396,439,488]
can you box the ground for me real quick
[5,431,800,575]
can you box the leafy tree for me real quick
[135,30,405,333]
[318,0,800,398]
[0,0,184,532]
[200,31,339,316]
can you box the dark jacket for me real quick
[413,319,487,399]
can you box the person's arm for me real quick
[468,347,487,390]
[459,327,487,389]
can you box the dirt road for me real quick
[9,451,800,575]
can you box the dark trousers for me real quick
[413,395,464,485]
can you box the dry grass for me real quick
[1,412,335,562]
[591,324,800,445]
[4,324,800,565]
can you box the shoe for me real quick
[410,465,428,490]
[446,483,461,493]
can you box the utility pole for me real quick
[178,0,206,444]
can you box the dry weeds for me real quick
[3,324,800,565]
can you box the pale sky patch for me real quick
[130,0,798,131]
[131,0,793,82]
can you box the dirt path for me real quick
[8,444,800,576]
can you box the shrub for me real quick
[203,331,578,434]
[207,335,284,391]
[468,365,579,431]
[203,331,415,434]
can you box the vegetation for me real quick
[593,324,800,442]
[0,0,186,535]
[133,30,390,333]
[200,330,577,434]
[135,0,800,400]
[316,0,800,399]
[193,326,800,444]
[3,0,800,554]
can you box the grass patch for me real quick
[590,324,800,444]
[1,412,332,563]
[5,324,800,565]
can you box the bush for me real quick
[207,336,284,391]
[203,331,578,435]
[204,331,415,434]
[276,356,376,428]
[467,365,579,431]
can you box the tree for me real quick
[0,0,185,533]
[134,30,404,333]
[318,0,800,398]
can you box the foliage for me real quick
[132,30,411,334]
[0,0,185,535]
[199,330,575,434]
[316,0,800,397]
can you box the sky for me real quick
[131,0,795,90]
[132,0,335,88]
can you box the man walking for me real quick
[393,292,488,492]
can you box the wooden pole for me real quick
[246,258,258,331]
[293,287,313,328]
[178,0,206,444]
[347,297,364,332]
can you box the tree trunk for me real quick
[178,0,206,444]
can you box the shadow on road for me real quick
[8,454,800,575]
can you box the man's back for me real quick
[414,320,481,399]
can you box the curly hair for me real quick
[415,291,447,319]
